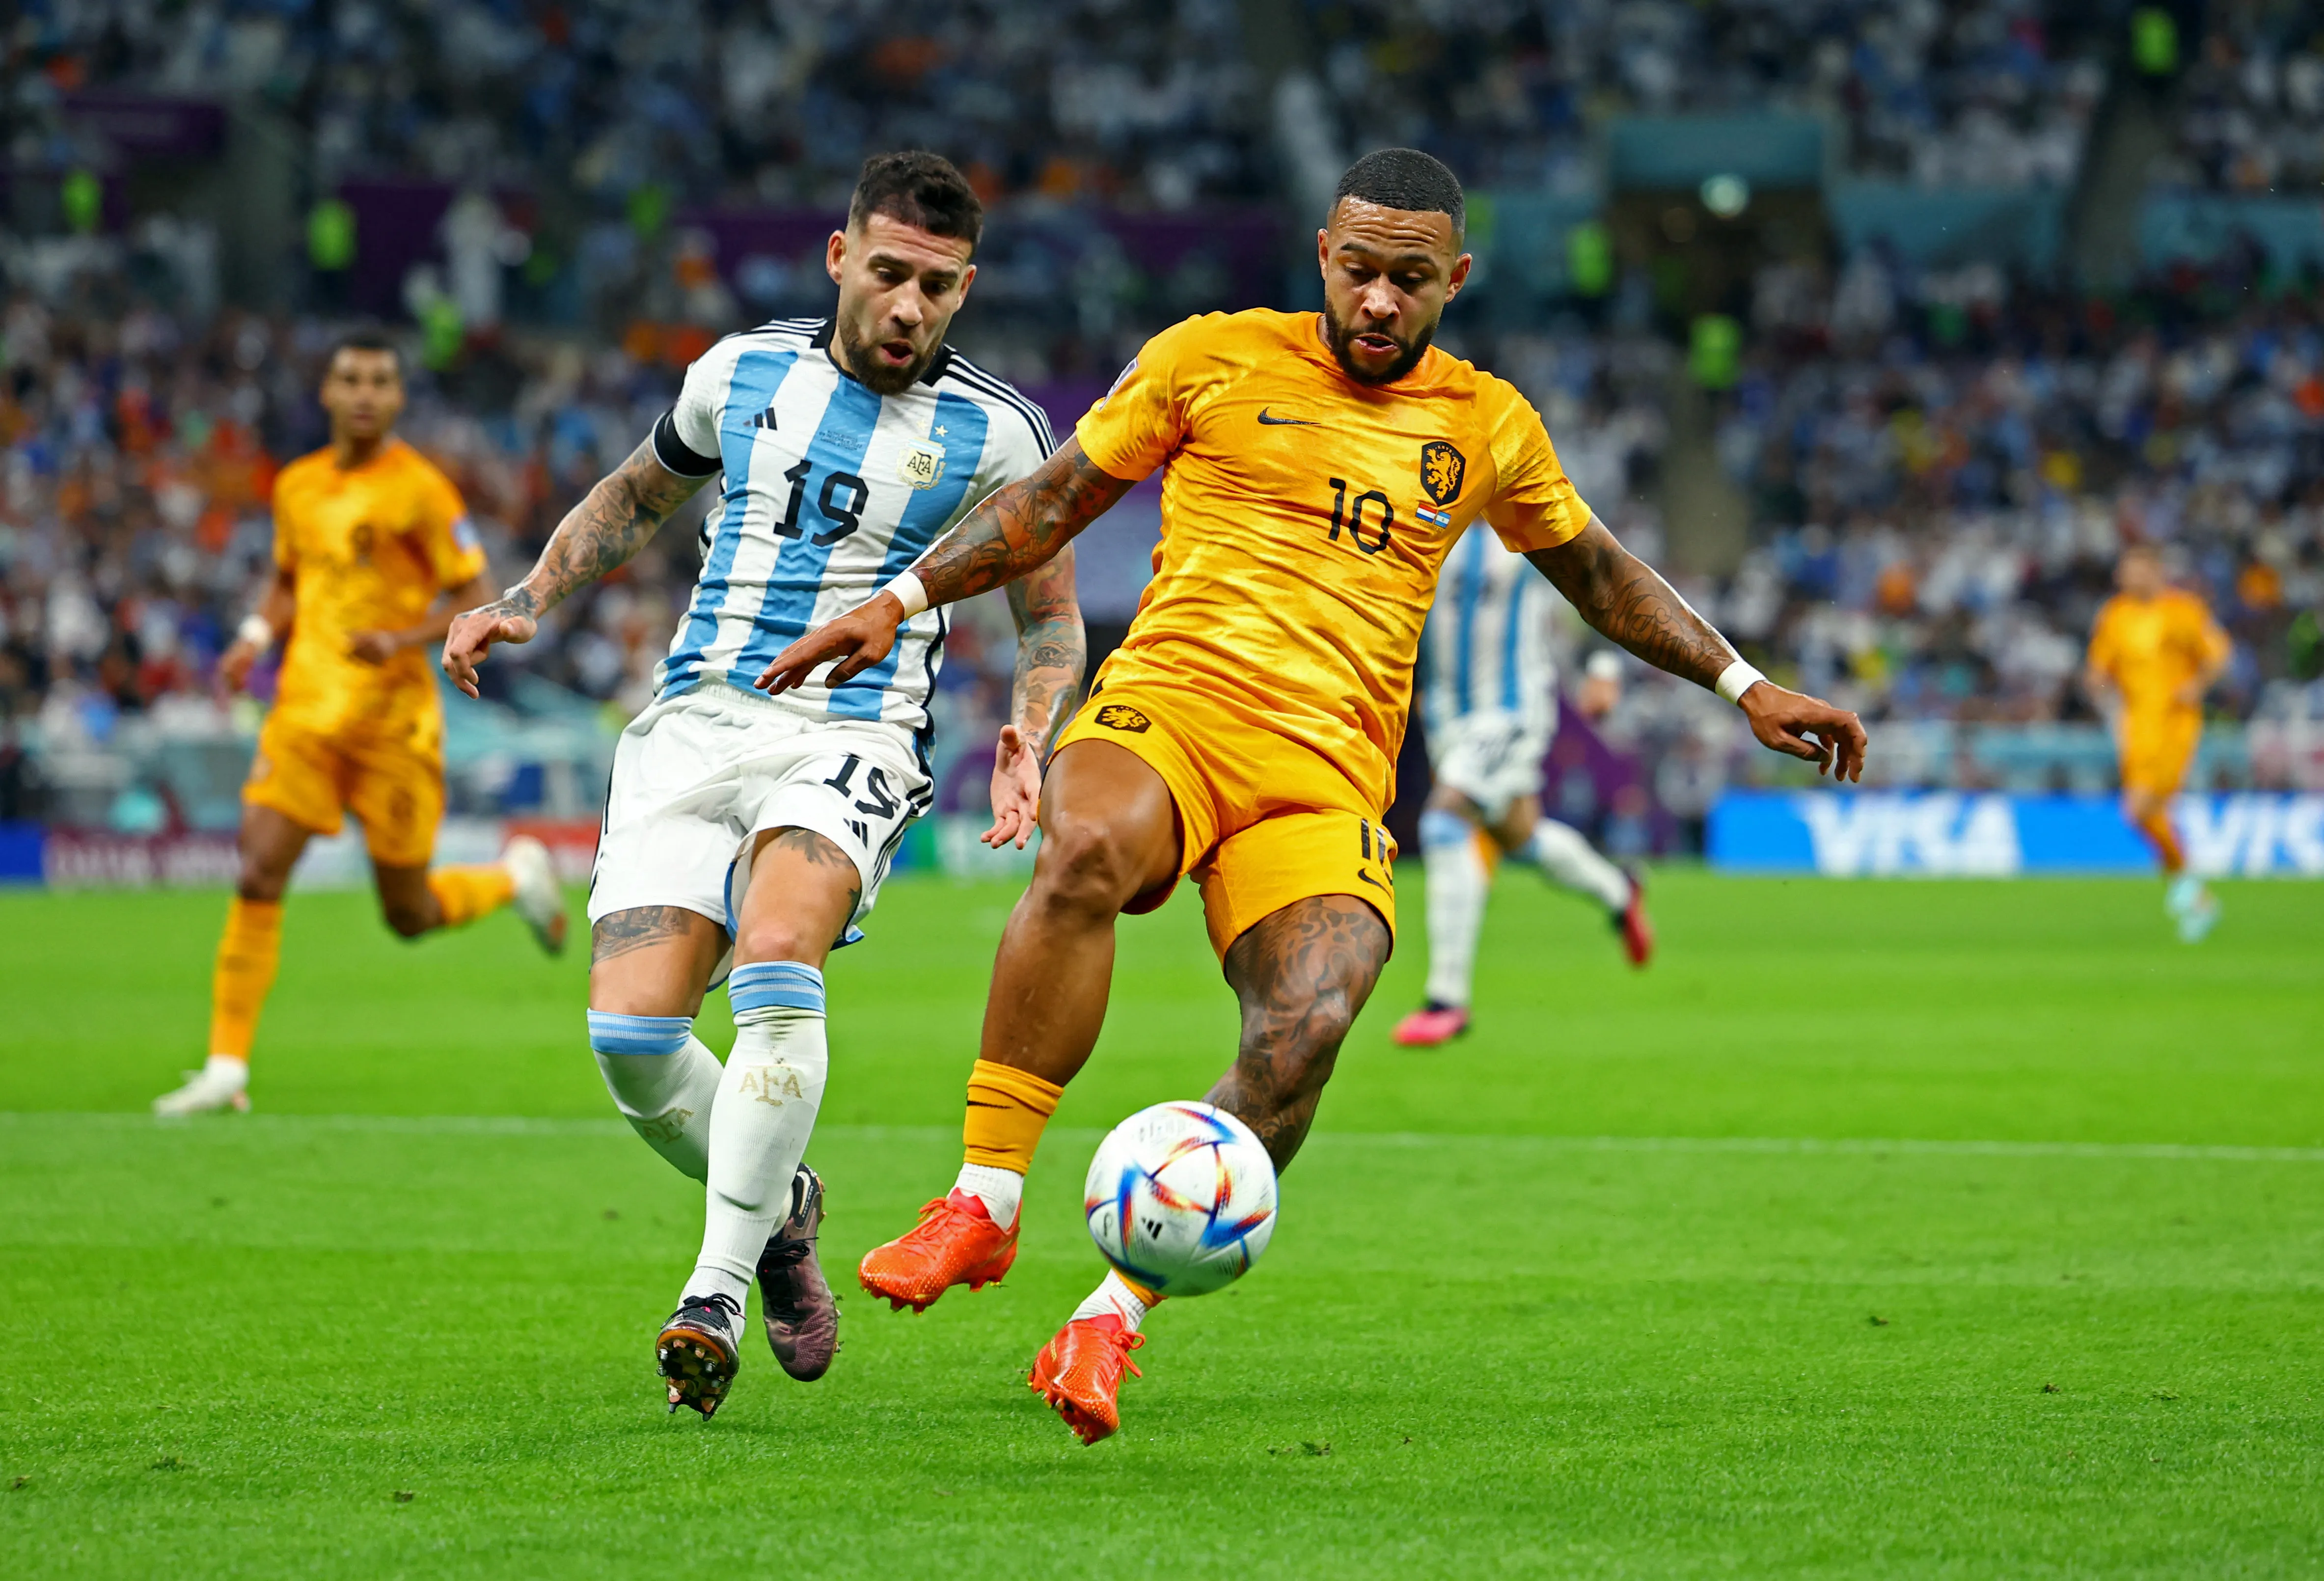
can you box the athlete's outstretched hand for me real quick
[984,725,1044,849]
[1739,681,1868,781]
[756,592,905,695]
[442,603,538,700]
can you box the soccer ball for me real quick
[1083,1101,1278,1297]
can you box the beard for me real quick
[1321,303,1437,386]
[835,316,939,395]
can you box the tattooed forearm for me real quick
[913,438,1134,608]
[591,905,707,965]
[1526,518,1738,691]
[497,440,709,621]
[1005,546,1088,756]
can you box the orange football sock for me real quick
[963,1059,1065,1174]
[208,897,283,1061]
[427,864,517,928]
[2137,811,2186,874]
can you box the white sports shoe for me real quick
[504,835,568,954]
[153,1056,251,1116]
[2176,890,2221,944]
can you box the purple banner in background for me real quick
[61,91,226,160]
[338,180,463,318]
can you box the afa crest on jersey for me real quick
[1421,440,1466,506]
[897,438,947,490]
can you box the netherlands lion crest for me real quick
[1094,704,1151,734]
[1420,440,1466,506]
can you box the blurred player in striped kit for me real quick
[1392,522,1653,1048]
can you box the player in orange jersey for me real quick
[2084,542,2233,942]
[154,333,566,1116]
[764,150,1867,1444]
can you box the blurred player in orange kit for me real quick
[2084,542,2233,942]
[154,333,567,1116]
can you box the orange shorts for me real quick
[244,712,444,869]
[2119,708,2201,798]
[1053,683,1396,959]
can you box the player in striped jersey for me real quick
[439,153,1083,1417]
[1393,523,1653,1048]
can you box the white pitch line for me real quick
[3,1113,2321,1163]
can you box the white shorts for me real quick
[588,686,931,954]
[1427,709,1553,818]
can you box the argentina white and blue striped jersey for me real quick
[649,318,1053,736]
[1420,523,1558,733]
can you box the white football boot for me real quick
[153,1056,251,1116]
[503,835,568,954]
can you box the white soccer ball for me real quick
[1083,1100,1278,1297]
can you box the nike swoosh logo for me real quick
[1356,870,1390,890]
[1258,408,1319,426]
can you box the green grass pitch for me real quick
[2,869,2320,1577]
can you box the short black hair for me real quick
[848,151,984,256]
[1331,148,1466,243]
[326,328,402,376]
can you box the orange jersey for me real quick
[269,439,484,742]
[1073,308,1591,808]
[2086,589,2231,718]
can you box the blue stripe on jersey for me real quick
[1453,529,1486,714]
[665,348,800,693]
[1501,570,1526,710]
[827,390,990,720]
[734,377,885,679]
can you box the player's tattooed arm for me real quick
[1005,548,1088,758]
[914,441,1134,608]
[1528,517,1869,781]
[442,441,709,698]
[754,439,1133,695]
[987,548,1088,849]
[1525,518,1734,688]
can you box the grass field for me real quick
[2,869,2321,1578]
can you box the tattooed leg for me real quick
[731,827,862,970]
[589,905,727,1018]
[1209,895,1393,1172]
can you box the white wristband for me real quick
[880,570,930,620]
[237,614,275,651]
[1715,658,1766,707]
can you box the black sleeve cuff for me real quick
[651,409,721,478]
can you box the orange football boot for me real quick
[1028,1314,1145,1445]
[857,1189,1018,1313]
[1614,868,1655,968]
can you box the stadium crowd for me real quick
[18,0,1268,210]
[1305,0,2107,191]
[1712,245,2324,727]
[8,0,2324,840]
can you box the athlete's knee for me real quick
[235,866,289,903]
[733,914,827,966]
[380,896,435,938]
[1028,815,1150,914]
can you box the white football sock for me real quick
[1071,1269,1155,1332]
[586,1013,720,1182]
[1420,808,1488,1009]
[687,962,828,1307]
[1522,818,1632,913]
[953,1162,1024,1228]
